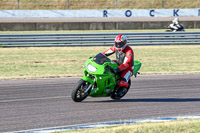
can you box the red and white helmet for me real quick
[115,35,127,51]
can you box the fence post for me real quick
[18,0,20,9]
[115,0,117,9]
[162,0,164,8]
[67,0,69,9]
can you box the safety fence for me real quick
[0,31,200,47]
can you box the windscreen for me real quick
[93,53,111,65]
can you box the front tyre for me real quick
[71,79,91,102]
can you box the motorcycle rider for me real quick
[168,18,184,32]
[102,34,134,89]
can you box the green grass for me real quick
[55,119,200,133]
[0,45,200,80]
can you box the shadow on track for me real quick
[84,98,200,103]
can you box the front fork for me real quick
[81,75,95,93]
[84,84,92,93]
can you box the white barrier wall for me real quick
[0,8,200,18]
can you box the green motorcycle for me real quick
[71,53,141,102]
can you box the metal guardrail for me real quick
[0,31,200,47]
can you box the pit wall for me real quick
[0,21,200,31]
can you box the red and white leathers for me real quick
[102,45,134,88]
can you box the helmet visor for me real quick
[115,42,124,49]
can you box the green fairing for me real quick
[133,60,142,75]
[81,76,95,85]
[82,53,142,97]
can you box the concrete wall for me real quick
[0,21,200,31]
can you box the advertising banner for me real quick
[0,9,199,18]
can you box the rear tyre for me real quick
[71,79,91,102]
[111,80,131,100]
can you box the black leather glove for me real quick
[111,67,120,74]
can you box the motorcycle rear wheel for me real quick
[71,79,91,102]
[111,80,131,100]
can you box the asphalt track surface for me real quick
[0,74,200,132]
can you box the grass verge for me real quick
[0,45,200,80]
[55,119,200,133]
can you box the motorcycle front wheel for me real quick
[71,79,91,102]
